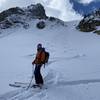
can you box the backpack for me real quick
[45,51,49,63]
[42,48,50,64]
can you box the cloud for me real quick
[79,0,94,4]
[0,0,82,21]
[0,0,37,12]
[77,0,99,4]
[0,0,6,7]
[43,0,82,21]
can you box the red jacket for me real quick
[32,51,45,64]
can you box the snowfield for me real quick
[0,19,100,100]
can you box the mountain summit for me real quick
[0,3,65,30]
[0,3,47,29]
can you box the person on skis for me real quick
[32,43,45,87]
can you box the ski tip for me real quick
[9,84,21,87]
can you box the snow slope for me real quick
[0,19,100,100]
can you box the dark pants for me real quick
[34,64,43,85]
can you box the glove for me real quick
[32,75,34,78]
[32,61,34,65]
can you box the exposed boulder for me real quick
[36,21,45,29]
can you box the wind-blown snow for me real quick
[0,20,100,100]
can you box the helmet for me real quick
[37,43,42,49]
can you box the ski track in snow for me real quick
[0,69,56,100]
[1,20,100,100]
[24,53,86,65]
[57,79,100,86]
[0,52,99,100]
[1,66,100,100]
[0,88,44,100]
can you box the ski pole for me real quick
[44,64,45,68]
[27,75,33,90]
[27,65,34,90]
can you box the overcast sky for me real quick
[0,0,97,21]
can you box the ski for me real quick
[9,82,29,88]
[9,83,27,88]
[14,82,29,85]
[32,84,43,89]
[9,83,47,89]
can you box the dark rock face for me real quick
[0,3,65,30]
[27,3,47,19]
[48,17,56,21]
[77,19,96,32]
[0,20,13,29]
[0,7,25,22]
[0,3,47,29]
[77,9,100,32]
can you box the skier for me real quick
[9,43,49,89]
[32,43,45,87]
